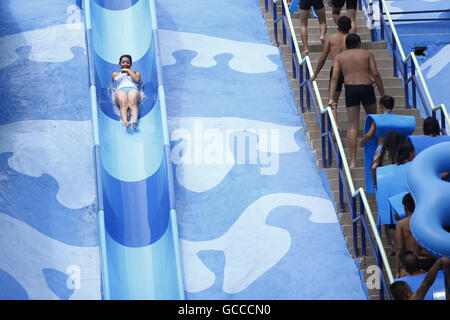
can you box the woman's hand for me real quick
[121,68,131,74]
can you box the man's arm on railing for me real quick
[311,39,331,82]
[369,52,385,97]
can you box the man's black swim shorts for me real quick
[331,0,357,10]
[344,84,377,107]
[300,0,325,10]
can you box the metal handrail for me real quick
[266,0,395,296]
[367,0,449,134]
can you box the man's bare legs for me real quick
[346,102,376,168]
[115,91,130,127]
[332,7,357,34]
[346,105,360,168]
[316,7,327,44]
[128,90,141,126]
[300,9,310,55]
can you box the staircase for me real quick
[259,1,424,300]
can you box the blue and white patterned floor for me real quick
[0,0,100,299]
[156,0,368,299]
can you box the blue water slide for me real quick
[83,0,184,299]
[363,114,415,194]
[407,142,450,258]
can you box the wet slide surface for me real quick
[155,0,368,299]
[0,0,100,299]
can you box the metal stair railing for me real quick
[264,0,394,299]
[361,0,449,135]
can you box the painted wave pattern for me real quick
[0,4,101,300]
[156,0,368,300]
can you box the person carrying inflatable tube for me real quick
[407,142,450,258]
[391,255,449,300]
[375,138,415,253]
[361,95,415,194]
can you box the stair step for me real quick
[294,90,408,105]
[294,96,408,112]
[304,115,423,132]
[284,57,395,71]
[338,209,379,225]
[268,27,373,40]
[277,40,386,53]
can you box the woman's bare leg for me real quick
[115,91,130,127]
[128,90,141,126]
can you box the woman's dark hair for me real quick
[379,95,395,110]
[377,131,402,167]
[119,54,132,65]
[346,33,361,49]
[396,137,415,164]
[337,16,352,33]
[423,117,440,137]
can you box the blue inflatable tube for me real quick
[363,114,415,194]
[408,135,450,156]
[407,142,450,258]
[376,162,410,226]
[83,0,184,299]
[395,271,446,300]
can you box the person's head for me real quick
[346,34,361,49]
[396,137,415,164]
[390,281,413,300]
[402,193,415,215]
[379,131,402,166]
[337,16,352,34]
[423,117,440,137]
[399,250,421,274]
[119,54,133,69]
[379,95,394,112]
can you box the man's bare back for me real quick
[334,48,374,85]
[311,15,352,82]
[397,217,425,258]
[328,32,347,60]
[397,216,434,260]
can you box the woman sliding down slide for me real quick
[112,54,141,128]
